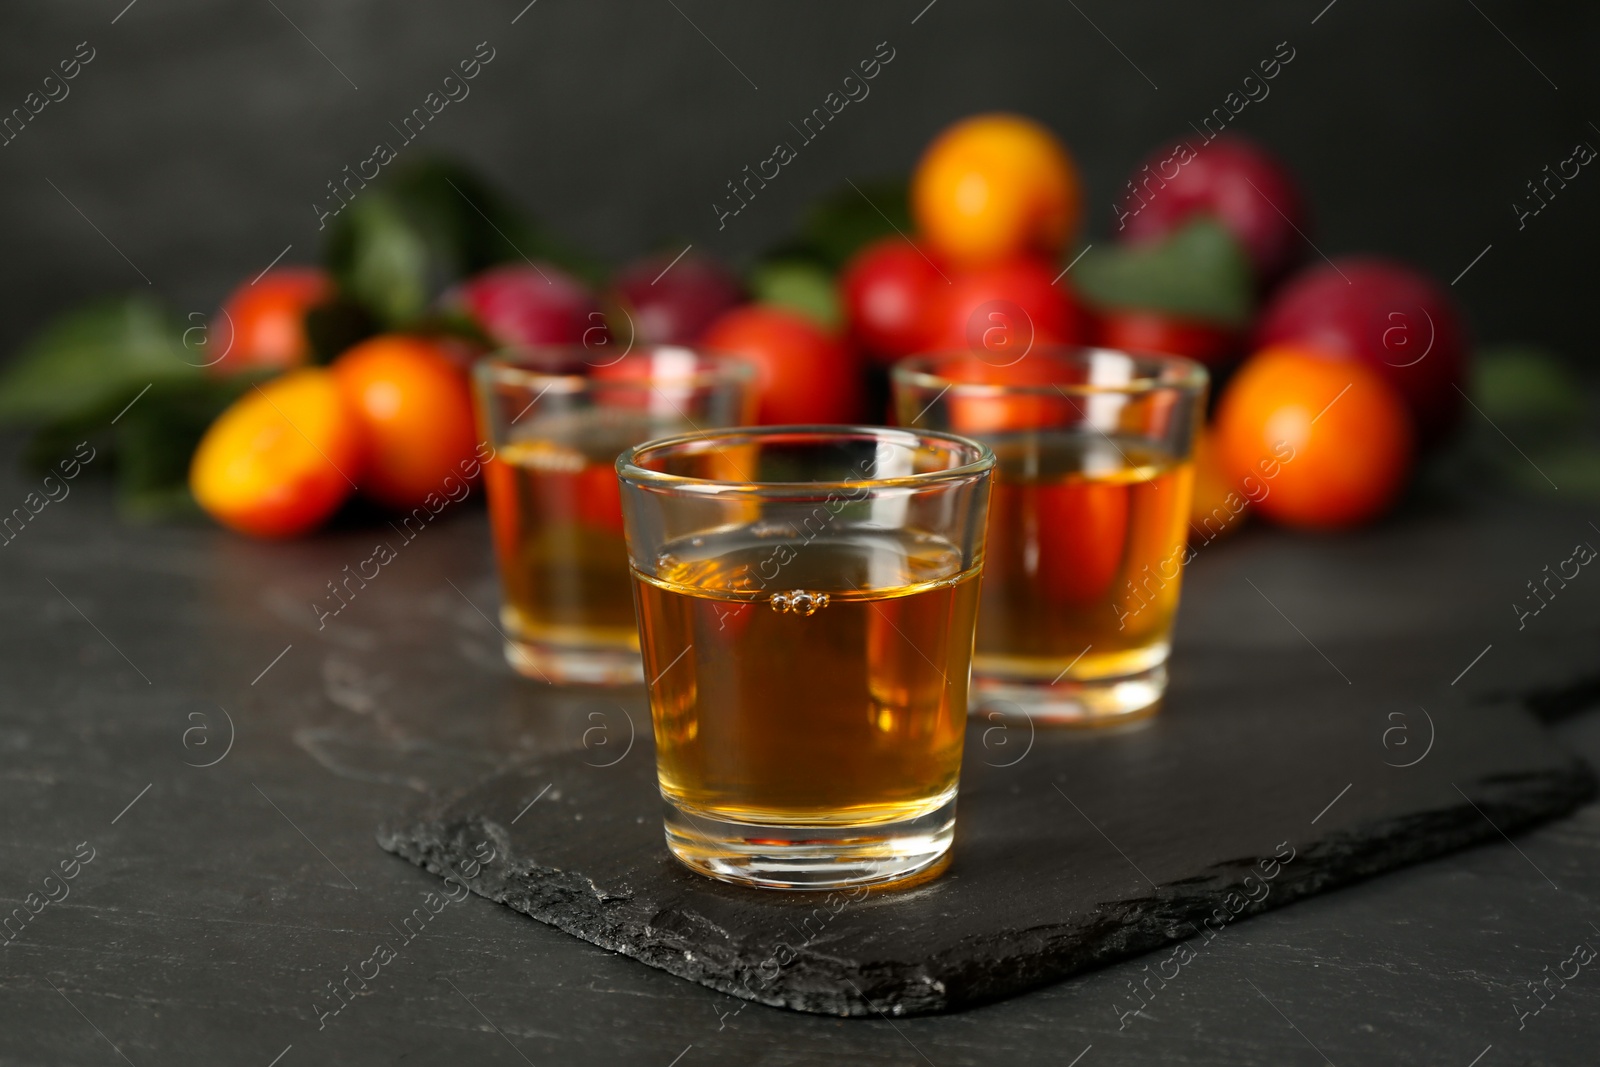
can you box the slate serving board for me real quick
[378,643,1593,1017]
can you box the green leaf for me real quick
[749,259,842,329]
[324,158,599,330]
[1444,343,1600,498]
[114,375,263,521]
[18,373,261,521]
[1472,345,1587,431]
[1523,444,1600,497]
[765,178,911,271]
[1072,219,1255,327]
[0,296,199,426]
[325,192,433,327]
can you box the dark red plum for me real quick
[1253,256,1468,447]
[450,264,601,348]
[609,252,744,346]
[1118,134,1309,286]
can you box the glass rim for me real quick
[616,424,996,496]
[475,344,757,393]
[891,346,1209,397]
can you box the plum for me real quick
[1253,256,1468,447]
[1096,309,1240,370]
[1117,134,1309,286]
[208,267,331,375]
[448,263,600,348]
[839,237,945,364]
[609,252,744,346]
[700,305,860,425]
[923,257,1086,361]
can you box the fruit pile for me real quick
[0,118,1584,539]
[846,115,1469,532]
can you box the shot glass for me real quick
[617,426,994,889]
[473,347,754,685]
[893,348,1207,723]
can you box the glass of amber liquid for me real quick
[474,347,754,685]
[617,426,994,889]
[893,348,1207,723]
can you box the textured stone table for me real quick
[3,445,1599,1065]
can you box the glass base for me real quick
[973,660,1167,725]
[661,790,957,890]
[502,636,643,686]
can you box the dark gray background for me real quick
[1,1,1596,361]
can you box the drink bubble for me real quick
[769,590,830,615]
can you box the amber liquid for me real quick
[977,432,1194,683]
[634,529,980,824]
[485,412,672,655]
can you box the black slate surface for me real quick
[379,660,1593,1016]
